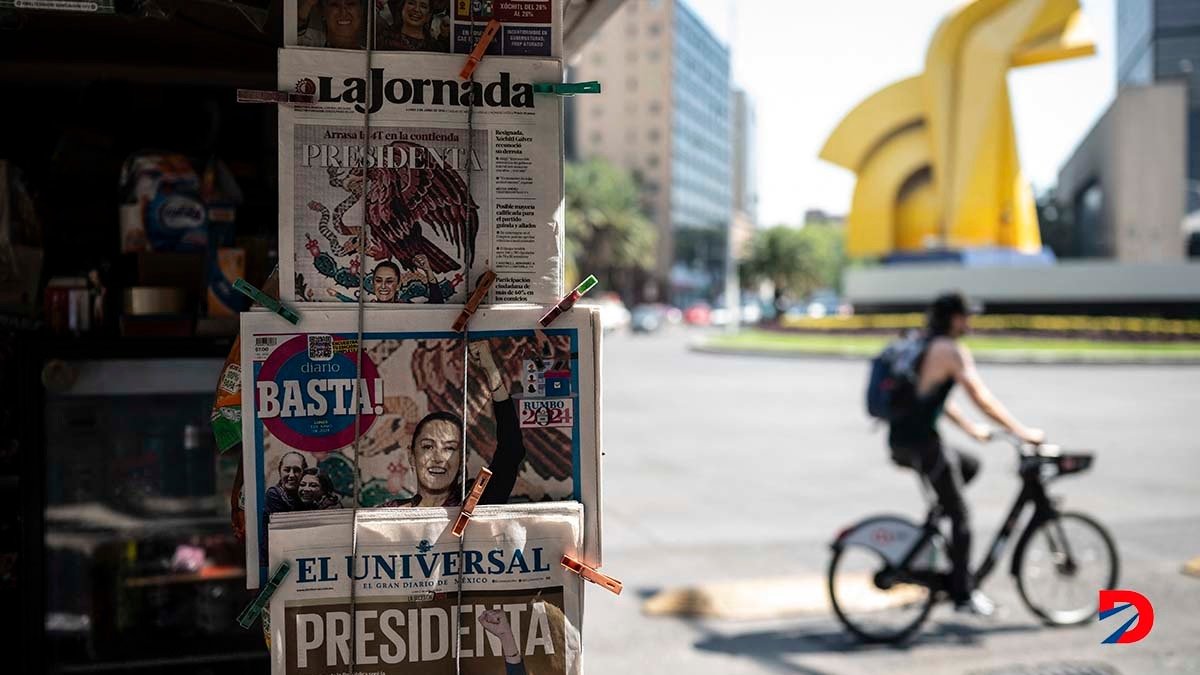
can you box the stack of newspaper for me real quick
[235,4,602,673]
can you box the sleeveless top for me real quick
[888,347,955,448]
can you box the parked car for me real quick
[789,291,852,319]
[593,293,631,333]
[740,301,763,324]
[683,302,712,326]
[630,304,665,333]
[710,299,763,326]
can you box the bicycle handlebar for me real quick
[986,428,1062,457]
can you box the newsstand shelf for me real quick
[123,565,245,588]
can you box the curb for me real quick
[689,344,1200,367]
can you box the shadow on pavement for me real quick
[690,621,1043,675]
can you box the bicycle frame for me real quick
[883,453,1066,592]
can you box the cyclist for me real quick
[889,292,1045,616]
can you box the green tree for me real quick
[564,158,657,297]
[740,223,845,302]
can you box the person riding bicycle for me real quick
[889,292,1045,616]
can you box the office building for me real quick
[1056,0,1199,261]
[571,0,733,302]
[730,88,758,258]
[1118,0,1200,181]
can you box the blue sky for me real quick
[682,0,1117,226]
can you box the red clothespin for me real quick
[453,270,497,332]
[561,555,623,595]
[452,467,494,537]
[460,20,502,80]
[236,89,315,104]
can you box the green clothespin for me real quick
[533,81,601,96]
[237,561,290,629]
[234,278,301,325]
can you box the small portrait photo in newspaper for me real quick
[377,0,453,52]
[296,0,369,49]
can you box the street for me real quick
[586,328,1200,675]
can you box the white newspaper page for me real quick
[278,48,564,306]
[267,503,584,675]
[240,306,601,586]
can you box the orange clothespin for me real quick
[453,270,497,332]
[460,20,502,80]
[561,555,623,595]
[452,467,494,537]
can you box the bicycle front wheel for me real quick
[1015,511,1119,626]
[828,542,935,643]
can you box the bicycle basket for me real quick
[1048,452,1094,478]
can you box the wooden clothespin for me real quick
[453,270,497,332]
[539,275,597,328]
[236,89,315,104]
[234,278,301,324]
[452,467,494,537]
[561,555,623,595]
[237,561,290,629]
[460,20,502,80]
[532,81,602,97]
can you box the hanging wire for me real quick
[454,7,481,674]
[341,6,479,674]
[348,5,376,673]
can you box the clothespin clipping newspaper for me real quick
[453,270,497,332]
[452,467,494,537]
[540,275,598,328]
[533,82,602,97]
[561,555,623,595]
[460,20,502,80]
[237,561,290,629]
[234,278,301,325]
[236,89,315,104]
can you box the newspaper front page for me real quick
[268,503,584,675]
[278,49,564,306]
[285,0,561,57]
[241,306,602,586]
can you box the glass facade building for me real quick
[669,1,732,302]
[670,3,732,230]
[568,0,738,302]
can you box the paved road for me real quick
[586,328,1200,675]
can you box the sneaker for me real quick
[954,590,996,617]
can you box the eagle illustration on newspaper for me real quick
[308,140,480,275]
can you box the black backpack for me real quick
[866,334,926,422]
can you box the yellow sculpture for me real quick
[820,0,1095,258]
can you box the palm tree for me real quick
[564,159,657,300]
[740,224,844,317]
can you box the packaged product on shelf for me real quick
[212,270,281,453]
[118,153,208,253]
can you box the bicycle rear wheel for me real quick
[828,542,935,643]
[1015,511,1119,626]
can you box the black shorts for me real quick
[890,437,980,487]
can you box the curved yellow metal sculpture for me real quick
[820,0,1094,258]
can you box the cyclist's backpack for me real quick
[866,334,926,421]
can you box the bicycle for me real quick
[827,431,1119,643]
